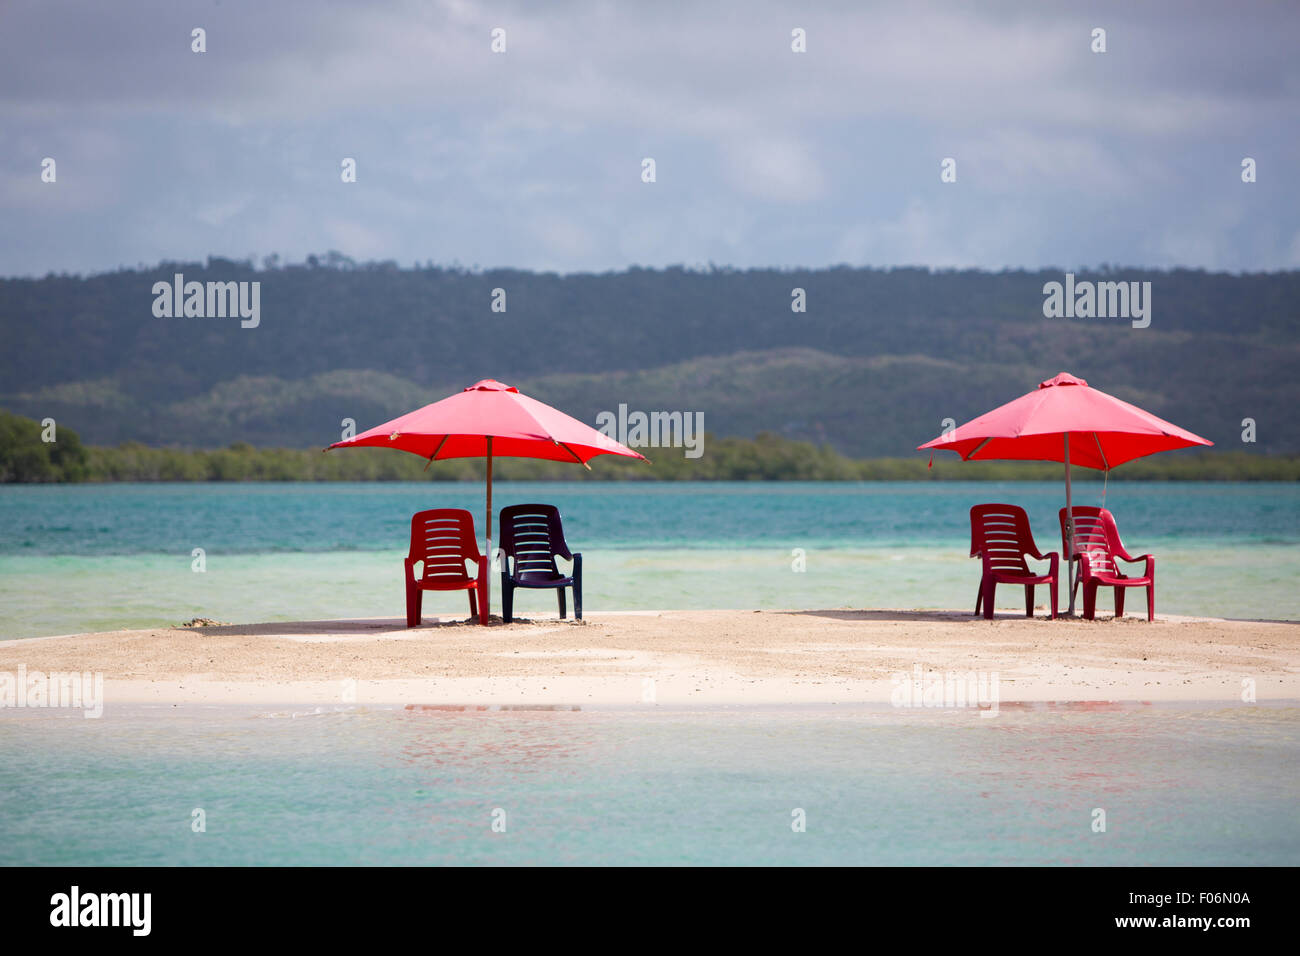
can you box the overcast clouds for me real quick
[2,0,1297,276]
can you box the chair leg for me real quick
[573,575,582,622]
[975,581,983,616]
[501,575,514,624]
[406,585,421,628]
[982,579,996,620]
[1147,583,1154,622]
[468,588,478,621]
[1114,587,1126,619]
[1083,582,1098,621]
[557,587,566,620]
[1024,584,1034,617]
[1049,578,1058,620]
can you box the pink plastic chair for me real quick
[1059,507,1155,621]
[970,504,1059,619]
[405,509,488,626]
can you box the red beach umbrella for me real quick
[917,372,1212,613]
[328,379,647,621]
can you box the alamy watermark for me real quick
[1,665,104,718]
[890,663,999,717]
[596,404,704,458]
[50,886,150,936]
[152,273,260,328]
[1042,272,1150,329]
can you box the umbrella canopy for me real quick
[328,379,646,622]
[917,372,1212,614]
[329,379,646,465]
[917,373,1211,469]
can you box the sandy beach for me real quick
[2,608,1296,708]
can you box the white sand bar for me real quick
[0,609,1295,708]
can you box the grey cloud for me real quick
[1,0,1297,275]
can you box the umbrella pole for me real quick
[484,437,492,625]
[1064,433,1075,615]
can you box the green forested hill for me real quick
[2,258,1297,456]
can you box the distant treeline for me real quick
[4,258,1299,457]
[3,411,1297,483]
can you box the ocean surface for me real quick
[2,483,1296,867]
[1,702,1295,866]
[2,478,1300,634]
[1,481,1297,637]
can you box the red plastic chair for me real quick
[970,504,1059,619]
[1059,507,1155,621]
[404,509,488,626]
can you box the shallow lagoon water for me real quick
[2,484,1296,867]
[1,481,1296,637]
[1,702,1296,866]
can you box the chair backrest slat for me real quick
[408,509,479,582]
[499,504,568,577]
[970,503,1037,573]
[1059,506,1121,576]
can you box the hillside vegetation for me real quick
[2,259,1296,458]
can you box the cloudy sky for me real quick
[2,0,1297,276]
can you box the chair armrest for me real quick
[1111,539,1142,562]
[1025,540,1052,560]
[1120,553,1154,577]
[1036,550,1059,578]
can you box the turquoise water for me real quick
[1,482,1297,637]
[5,483,1294,868]
[1,702,1295,866]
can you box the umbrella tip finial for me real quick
[1040,372,1087,389]
[466,379,518,393]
